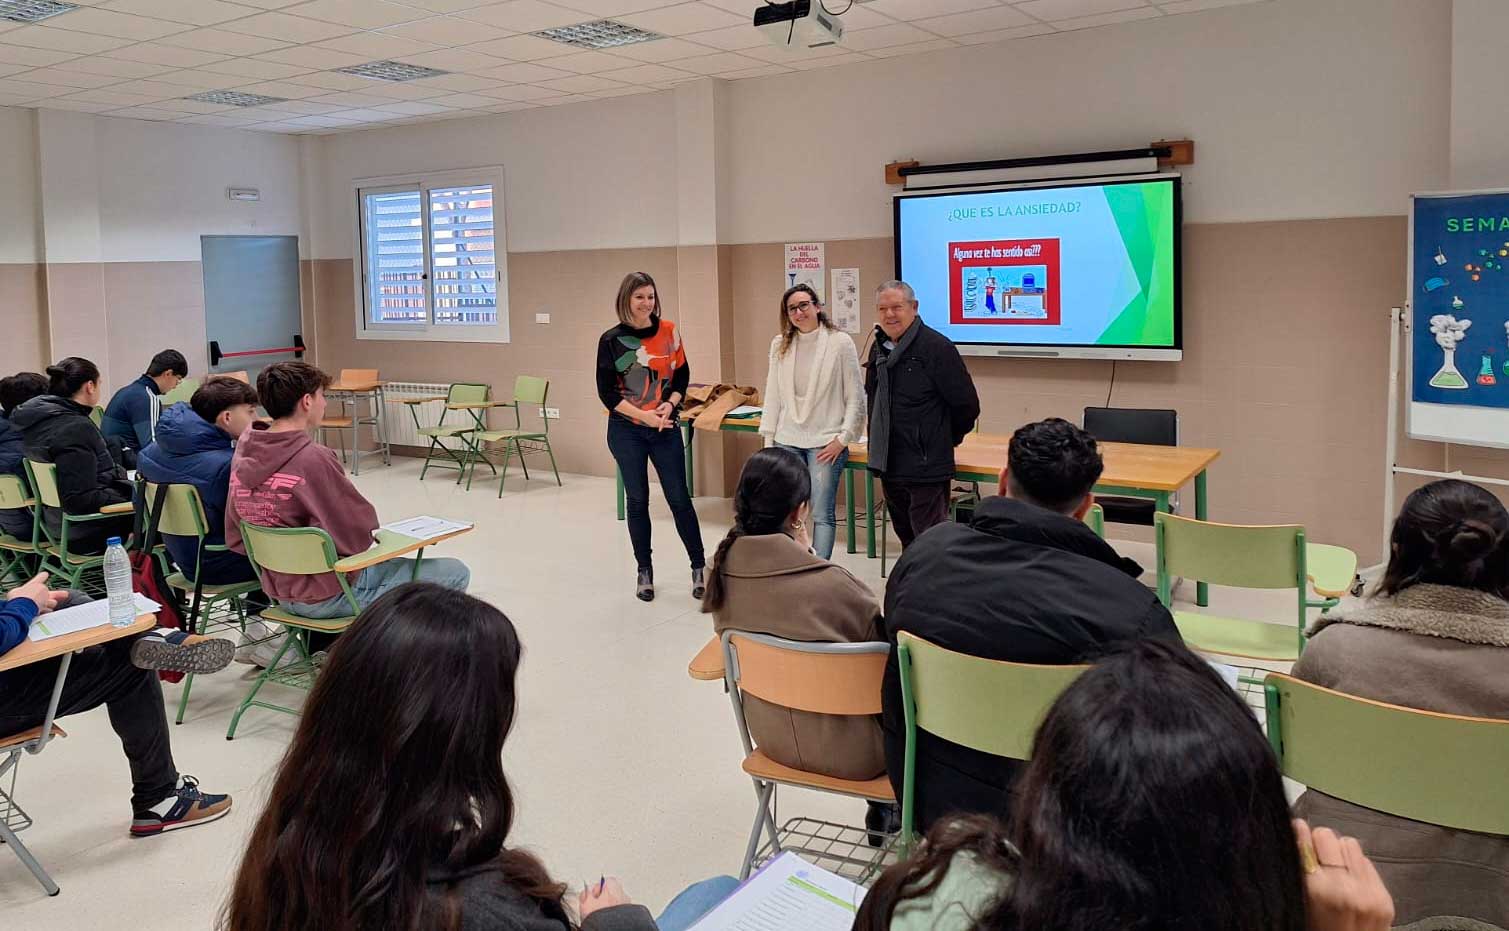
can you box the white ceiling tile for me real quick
[467,33,575,60]
[282,112,365,124]
[596,61,685,83]
[530,49,634,73]
[100,0,265,27]
[150,68,253,88]
[0,79,70,98]
[108,106,186,120]
[717,63,787,78]
[158,27,294,55]
[319,106,399,120]
[839,22,933,50]
[914,5,1037,35]
[379,15,513,46]
[20,67,125,88]
[548,0,671,15]
[589,85,647,97]
[817,3,894,29]
[59,56,176,78]
[306,90,395,106]
[350,77,449,97]
[862,36,958,55]
[423,90,503,107]
[1015,0,1148,18]
[218,11,354,41]
[682,24,763,50]
[58,88,166,105]
[203,57,311,79]
[235,79,330,97]
[181,111,267,125]
[478,99,537,111]
[669,50,762,74]
[103,42,231,67]
[862,0,998,20]
[0,25,132,53]
[458,0,587,32]
[0,62,32,78]
[1050,6,1162,28]
[409,71,504,91]
[535,72,623,92]
[371,99,457,115]
[400,0,511,11]
[396,47,502,71]
[281,0,427,29]
[475,60,571,82]
[108,77,207,96]
[0,44,75,67]
[150,97,237,112]
[230,0,308,8]
[262,68,354,89]
[951,23,1054,43]
[476,81,560,100]
[618,2,745,36]
[1156,0,1261,12]
[738,41,845,63]
[252,44,367,67]
[313,31,437,59]
[39,98,124,112]
[42,8,192,41]
[603,35,708,61]
[785,50,870,69]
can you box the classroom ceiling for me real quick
[0,0,1265,135]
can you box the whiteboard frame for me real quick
[1405,186,1509,449]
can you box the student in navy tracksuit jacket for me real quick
[137,377,261,586]
[101,349,188,455]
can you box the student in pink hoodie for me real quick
[226,363,470,620]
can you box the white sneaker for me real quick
[240,626,304,670]
[233,621,278,666]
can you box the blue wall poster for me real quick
[1411,191,1509,408]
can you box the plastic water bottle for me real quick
[104,537,135,628]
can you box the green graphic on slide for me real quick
[1096,183,1176,345]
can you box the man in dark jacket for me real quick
[881,417,1182,831]
[0,372,48,540]
[864,280,980,547]
[137,377,260,586]
[102,349,187,455]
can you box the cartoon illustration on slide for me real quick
[1428,309,1472,390]
[948,240,1060,325]
[984,276,998,313]
[958,267,1047,319]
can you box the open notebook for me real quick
[688,852,866,931]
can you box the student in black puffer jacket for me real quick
[11,357,134,555]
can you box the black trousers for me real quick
[607,416,705,572]
[881,479,952,548]
[0,635,177,816]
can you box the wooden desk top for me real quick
[688,636,724,681]
[718,417,1218,492]
[334,525,473,573]
[326,381,385,393]
[0,614,154,672]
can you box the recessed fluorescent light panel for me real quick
[336,60,449,82]
[184,90,288,107]
[0,0,78,23]
[535,19,664,50]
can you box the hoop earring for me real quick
[791,520,805,532]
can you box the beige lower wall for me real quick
[0,263,47,375]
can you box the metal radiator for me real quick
[382,382,451,448]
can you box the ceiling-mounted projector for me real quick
[754,0,844,49]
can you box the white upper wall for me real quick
[1451,0,1509,190]
[309,91,678,260]
[0,107,38,264]
[724,0,1452,244]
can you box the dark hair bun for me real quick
[45,365,64,378]
[1442,519,1499,563]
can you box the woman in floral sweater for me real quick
[596,271,706,603]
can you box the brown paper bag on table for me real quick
[682,384,762,432]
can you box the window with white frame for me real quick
[354,168,508,342]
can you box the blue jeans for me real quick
[608,416,705,572]
[775,443,849,560]
[656,876,740,931]
[285,556,471,618]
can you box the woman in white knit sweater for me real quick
[759,284,866,559]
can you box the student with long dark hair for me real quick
[854,639,1394,931]
[12,357,135,554]
[597,271,705,603]
[758,285,865,559]
[1293,479,1509,927]
[225,583,734,931]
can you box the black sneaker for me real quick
[691,567,706,600]
[864,801,901,848]
[130,775,232,837]
[636,567,654,602]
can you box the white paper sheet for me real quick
[27,593,161,642]
[381,516,474,539]
[727,405,763,417]
[688,852,866,931]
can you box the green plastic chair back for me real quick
[144,483,209,539]
[513,375,549,406]
[159,377,200,407]
[446,383,489,405]
[26,460,62,510]
[1156,512,1304,590]
[238,523,342,576]
[0,474,30,511]
[898,631,1086,760]
[1086,503,1104,539]
[1265,673,1509,835]
[89,406,103,427]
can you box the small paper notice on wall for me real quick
[784,242,825,301]
[830,267,861,334]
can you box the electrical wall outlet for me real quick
[543,407,560,419]
[535,312,550,324]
